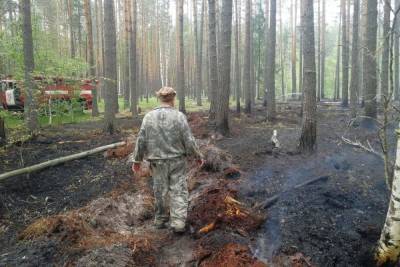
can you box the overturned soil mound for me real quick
[188,184,265,235]
[199,243,267,267]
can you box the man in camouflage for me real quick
[130,87,203,233]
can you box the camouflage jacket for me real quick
[130,107,203,162]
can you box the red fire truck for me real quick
[0,78,96,111]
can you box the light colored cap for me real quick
[156,87,177,98]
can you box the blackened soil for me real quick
[0,117,141,261]
[0,103,394,267]
[218,102,391,266]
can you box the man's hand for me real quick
[132,162,141,173]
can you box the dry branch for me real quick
[0,141,126,182]
[341,136,384,159]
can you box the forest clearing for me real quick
[1,0,400,266]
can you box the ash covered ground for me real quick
[0,103,391,266]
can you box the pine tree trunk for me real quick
[21,0,38,133]
[130,0,138,116]
[0,116,5,145]
[341,0,349,106]
[395,0,400,101]
[216,0,233,136]
[363,0,378,118]
[376,124,400,265]
[266,0,276,121]
[320,0,326,99]
[350,0,360,118]
[380,0,390,101]
[67,0,75,59]
[291,0,297,99]
[299,0,317,152]
[177,0,186,113]
[243,0,252,114]
[234,0,241,113]
[317,0,321,102]
[208,0,219,122]
[263,0,270,106]
[83,0,99,117]
[103,0,117,134]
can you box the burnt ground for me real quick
[0,102,394,266]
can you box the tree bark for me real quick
[234,0,241,113]
[216,0,233,136]
[395,0,400,100]
[83,0,99,117]
[67,0,76,59]
[376,124,400,265]
[243,0,252,114]
[291,0,297,99]
[320,0,326,99]
[299,0,317,152]
[350,0,360,118]
[341,0,349,106]
[363,0,378,118]
[21,0,38,133]
[380,0,390,101]
[177,0,186,113]
[0,116,5,145]
[103,0,118,134]
[266,0,276,121]
[208,0,219,122]
[130,0,138,116]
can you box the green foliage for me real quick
[0,10,87,79]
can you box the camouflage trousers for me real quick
[150,158,188,229]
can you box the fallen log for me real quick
[254,175,330,209]
[0,141,126,182]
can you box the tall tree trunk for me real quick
[395,0,400,100]
[83,0,99,116]
[216,0,233,135]
[334,13,342,101]
[363,0,378,118]
[320,0,326,99]
[263,0,270,106]
[350,0,360,118]
[194,0,204,106]
[130,0,138,116]
[67,0,76,59]
[380,0,390,101]
[317,0,321,102]
[266,0,276,121]
[234,0,241,113]
[341,0,349,106]
[0,116,5,145]
[122,0,130,110]
[291,0,297,99]
[299,0,317,152]
[21,0,38,133]
[177,0,186,113]
[208,0,219,121]
[298,0,303,99]
[376,122,400,265]
[243,0,252,113]
[103,0,118,134]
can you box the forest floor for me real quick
[0,102,392,266]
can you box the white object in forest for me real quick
[44,90,69,95]
[271,129,280,148]
[5,90,15,106]
[80,90,92,95]
[376,126,400,265]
